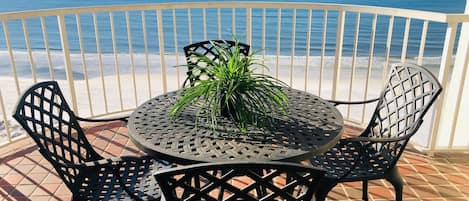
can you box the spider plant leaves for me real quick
[169,38,289,134]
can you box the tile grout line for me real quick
[434,159,468,199]
[405,155,436,200]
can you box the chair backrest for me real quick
[364,63,442,160]
[154,161,325,201]
[183,40,250,86]
[12,81,100,189]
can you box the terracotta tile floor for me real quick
[0,121,468,201]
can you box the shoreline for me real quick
[0,50,442,80]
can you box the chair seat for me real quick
[309,139,392,182]
[77,160,173,201]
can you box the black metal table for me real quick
[128,88,344,165]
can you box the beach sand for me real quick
[0,52,437,145]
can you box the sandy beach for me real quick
[0,51,441,144]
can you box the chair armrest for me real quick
[326,98,379,106]
[345,119,424,144]
[76,115,128,123]
[61,157,123,169]
[71,155,156,170]
[345,136,409,143]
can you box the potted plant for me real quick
[169,39,288,133]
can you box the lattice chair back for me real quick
[12,81,101,189]
[154,161,325,201]
[364,63,442,162]
[183,40,250,86]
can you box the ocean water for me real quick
[0,0,464,13]
[0,0,465,79]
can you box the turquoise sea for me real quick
[0,0,464,13]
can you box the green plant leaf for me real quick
[169,36,289,134]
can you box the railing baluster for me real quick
[246,8,252,45]
[188,9,192,44]
[360,13,377,124]
[319,10,328,96]
[109,12,124,110]
[141,11,152,98]
[217,8,222,39]
[76,14,94,116]
[203,8,207,40]
[304,9,312,91]
[21,19,37,83]
[172,9,181,87]
[289,8,296,87]
[157,9,168,93]
[232,8,236,33]
[40,16,54,80]
[276,8,281,79]
[92,12,109,113]
[0,90,12,143]
[125,11,138,107]
[57,14,79,113]
[417,20,429,65]
[2,20,20,96]
[262,8,266,74]
[383,16,394,84]
[346,12,361,119]
[401,18,411,63]
[332,10,345,100]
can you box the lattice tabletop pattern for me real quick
[128,88,344,165]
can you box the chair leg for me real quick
[315,179,337,201]
[384,167,403,201]
[362,180,369,201]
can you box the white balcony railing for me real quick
[0,2,468,152]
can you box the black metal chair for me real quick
[183,40,250,86]
[12,81,169,201]
[309,63,442,201]
[154,161,326,201]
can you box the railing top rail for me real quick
[0,2,462,23]
[447,14,469,23]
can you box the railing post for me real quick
[428,22,458,153]
[246,7,252,45]
[430,1,469,152]
[157,8,168,93]
[332,10,345,100]
[446,42,469,149]
[57,14,79,113]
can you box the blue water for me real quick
[0,0,465,80]
[0,0,464,13]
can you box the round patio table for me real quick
[128,88,344,165]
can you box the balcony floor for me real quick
[0,121,468,201]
